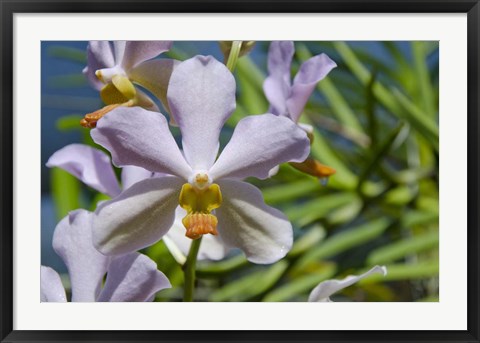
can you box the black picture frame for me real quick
[1,1,479,342]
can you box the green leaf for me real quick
[384,185,416,206]
[51,168,81,220]
[47,46,86,64]
[304,117,357,189]
[357,121,406,191]
[236,68,268,115]
[417,295,439,302]
[263,264,336,302]
[401,210,438,227]
[412,42,436,117]
[209,261,288,302]
[196,254,249,278]
[416,196,439,214]
[383,42,416,91]
[226,103,248,127]
[296,44,364,134]
[284,192,360,227]
[56,115,84,132]
[262,179,321,205]
[333,42,438,151]
[236,56,266,90]
[392,88,438,151]
[48,74,88,88]
[288,225,327,258]
[165,47,189,61]
[326,197,363,225]
[294,218,392,272]
[359,261,439,283]
[367,231,439,265]
[89,193,111,212]
[391,167,435,184]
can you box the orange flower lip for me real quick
[182,213,219,240]
[80,104,123,128]
[289,158,336,179]
[179,183,222,240]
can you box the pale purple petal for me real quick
[298,123,314,134]
[216,180,293,264]
[165,207,229,261]
[46,144,121,197]
[267,41,294,81]
[136,88,160,112]
[84,41,115,90]
[263,76,290,116]
[93,176,184,256]
[268,165,280,178]
[52,210,110,302]
[91,107,192,179]
[121,166,154,190]
[113,41,126,63]
[308,266,387,302]
[121,41,173,71]
[167,55,236,170]
[209,114,310,181]
[129,59,179,116]
[40,266,67,302]
[287,53,337,122]
[263,41,295,115]
[97,253,171,302]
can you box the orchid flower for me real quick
[264,41,337,129]
[46,144,228,262]
[263,41,338,180]
[308,265,387,302]
[41,210,170,302]
[90,55,311,264]
[81,41,177,128]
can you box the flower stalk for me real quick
[183,236,203,302]
[226,41,242,72]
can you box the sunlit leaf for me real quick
[209,261,288,302]
[367,231,439,265]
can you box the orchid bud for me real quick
[219,41,256,61]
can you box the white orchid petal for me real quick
[287,53,337,122]
[84,41,115,90]
[40,266,67,302]
[121,41,173,71]
[308,265,388,302]
[209,114,310,181]
[93,176,184,256]
[91,107,192,179]
[121,165,154,190]
[167,55,236,170]
[262,41,295,116]
[97,253,171,302]
[46,144,121,197]
[215,180,293,264]
[113,41,126,63]
[129,59,179,115]
[52,210,110,302]
[267,41,294,82]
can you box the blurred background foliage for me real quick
[41,41,439,302]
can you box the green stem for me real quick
[226,41,242,72]
[183,237,203,302]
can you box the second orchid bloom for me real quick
[82,41,177,128]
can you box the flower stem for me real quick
[226,41,243,72]
[183,237,203,302]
